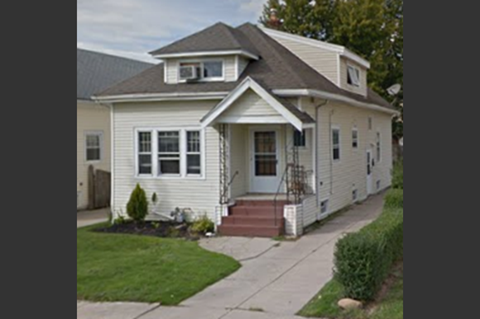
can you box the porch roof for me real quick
[201,77,315,131]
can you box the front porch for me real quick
[216,123,317,237]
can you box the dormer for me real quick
[149,23,259,84]
[262,27,370,97]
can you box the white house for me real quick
[94,23,397,237]
[77,49,152,210]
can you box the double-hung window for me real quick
[85,132,102,162]
[376,132,381,162]
[158,131,181,175]
[347,65,361,87]
[352,128,359,149]
[332,128,341,161]
[138,131,152,175]
[186,131,201,175]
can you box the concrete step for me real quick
[218,224,284,237]
[222,215,285,227]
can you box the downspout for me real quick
[315,99,329,207]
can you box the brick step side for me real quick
[222,215,285,227]
[218,224,283,237]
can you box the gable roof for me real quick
[95,23,394,113]
[149,22,259,58]
[201,77,314,131]
[77,48,153,101]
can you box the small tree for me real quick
[126,184,149,222]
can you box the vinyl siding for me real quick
[267,35,339,85]
[165,56,237,84]
[218,89,287,122]
[310,100,392,214]
[340,57,368,96]
[77,102,111,209]
[112,100,220,221]
[238,57,250,77]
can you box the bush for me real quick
[191,215,215,234]
[392,162,403,189]
[385,188,404,209]
[334,208,403,301]
[126,184,149,222]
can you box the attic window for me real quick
[347,65,360,87]
[179,61,224,81]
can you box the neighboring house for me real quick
[94,23,397,236]
[77,48,152,210]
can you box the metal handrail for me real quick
[220,170,239,205]
[273,164,292,226]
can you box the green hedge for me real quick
[334,207,403,301]
[385,188,404,209]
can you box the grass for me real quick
[298,263,403,319]
[77,224,240,305]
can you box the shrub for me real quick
[334,208,403,301]
[385,188,404,209]
[392,162,403,190]
[191,215,215,234]
[126,184,149,222]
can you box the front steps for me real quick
[218,200,287,237]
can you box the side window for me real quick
[352,128,359,149]
[293,129,306,147]
[86,132,102,162]
[138,132,152,175]
[332,128,341,161]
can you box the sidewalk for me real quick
[77,208,109,228]
[77,193,384,319]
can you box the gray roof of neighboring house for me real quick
[149,22,260,57]
[97,23,394,112]
[77,48,153,100]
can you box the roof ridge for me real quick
[238,24,309,88]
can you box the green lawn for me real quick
[298,264,403,319]
[77,224,240,305]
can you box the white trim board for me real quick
[201,77,304,131]
[260,26,371,69]
[272,89,399,115]
[93,92,229,103]
[152,50,259,61]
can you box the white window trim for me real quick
[177,58,225,83]
[135,130,154,177]
[85,131,103,163]
[134,127,206,180]
[332,126,341,162]
[347,64,361,88]
[352,127,359,149]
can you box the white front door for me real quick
[366,149,373,195]
[250,130,280,193]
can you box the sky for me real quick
[77,0,268,64]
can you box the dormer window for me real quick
[179,60,224,82]
[347,65,360,87]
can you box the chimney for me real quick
[268,8,282,29]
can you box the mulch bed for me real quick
[94,221,201,241]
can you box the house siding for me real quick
[311,100,392,215]
[339,57,368,96]
[218,89,287,121]
[238,57,250,78]
[77,101,111,210]
[112,101,221,222]
[165,56,238,84]
[267,35,339,85]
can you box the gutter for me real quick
[273,89,399,116]
[92,92,230,104]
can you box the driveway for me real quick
[77,208,109,228]
[77,193,384,319]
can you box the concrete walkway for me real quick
[77,208,109,228]
[77,193,384,319]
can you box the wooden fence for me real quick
[88,165,111,210]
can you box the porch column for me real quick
[219,123,230,205]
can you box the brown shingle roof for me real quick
[98,23,394,112]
